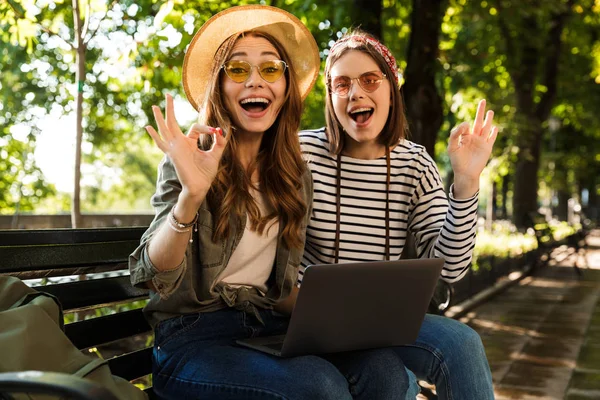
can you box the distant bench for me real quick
[528,211,587,275]
[0,227,155,399]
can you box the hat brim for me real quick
[182,5,320,111]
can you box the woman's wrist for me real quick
[452,175,480,199]
[174,189,206,223]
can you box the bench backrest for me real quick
[0,227,152,383]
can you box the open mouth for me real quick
[240,97,271,113]
[349,107,374,124]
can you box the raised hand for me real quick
[145,94,228,204]
[447,99,498,198]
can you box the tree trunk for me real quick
[71,0,85,228]
[501,0,574,229]
[492,180,499,219]
[403,0,447,158]
[587,181,599,221]
[500,173,509,219]
[512,117,543,228]
[351,0,382,39]
[555,190,569,221]
[485,181,495,230]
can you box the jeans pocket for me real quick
[155,313,202,348]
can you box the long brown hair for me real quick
[197,31,307,249]
[324,29,408,154]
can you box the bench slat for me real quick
[65,309,151,349]
[0,241,140,271]
[35,276,149,311]
[0,227,147,246]
[108,348,153,381]
[0,264,128,281]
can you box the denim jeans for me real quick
[397,314,495,400]
[153,308,415,399]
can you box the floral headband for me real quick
[328,35,399,84]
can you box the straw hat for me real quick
[182,5,320,110]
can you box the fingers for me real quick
[165,94,181,135]
[488,125,499,144]
[481,110,494,137]
[212,127,228,155]
[145,125,167,152]
[149,94,182,144]
[448,122,469,150]
[151,104,171,142]
[188,123,217,139]
[471,99,487,135]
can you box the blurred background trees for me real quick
[1,0,599,229]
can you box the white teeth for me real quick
[240,98,269,104]
[349,107,373,114]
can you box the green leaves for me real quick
[2,0,600,218]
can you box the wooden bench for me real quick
[0,226,451,400]
[527,211,557,268]
[0,227,155,399]
[528,211,586,276]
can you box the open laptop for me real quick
[236,258,445,357]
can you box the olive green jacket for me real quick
[129,156,313,328]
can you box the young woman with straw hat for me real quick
[130,6,416,400]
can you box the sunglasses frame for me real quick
[329,70,387,98]
[222,60,288,84]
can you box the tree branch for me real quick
[81,0,91,40]
[73,0,82,45]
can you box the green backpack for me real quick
[0,276,148,400]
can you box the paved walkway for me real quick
[460,230,600,399]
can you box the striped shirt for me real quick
[299,128,478,284]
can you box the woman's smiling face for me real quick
[329,50,391,158]
[221,35,287,135]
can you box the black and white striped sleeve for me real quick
[409,152,478,282]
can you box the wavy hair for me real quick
[324,29,408,155]
[197,31,307,250]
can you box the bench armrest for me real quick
[0,371,120,400]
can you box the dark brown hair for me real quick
[324,29,408,154]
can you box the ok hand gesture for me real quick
[145,94,228,204]
[447,99,498,198]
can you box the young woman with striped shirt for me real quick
[298,30,498,399]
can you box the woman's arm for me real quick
[144,94,227,272]
[410,99,497,282]
[129,94,227,297]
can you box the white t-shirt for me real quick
[218,189,279,293]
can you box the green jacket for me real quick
[129,156,313,328]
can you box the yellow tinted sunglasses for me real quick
[222,60,288,84]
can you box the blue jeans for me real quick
[153,308,416,399]
[398,314,494,399]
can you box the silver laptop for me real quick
[236,258,445,357]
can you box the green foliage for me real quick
[2,0,600,217]
[475,222,538,259]
[0,136,56,213]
